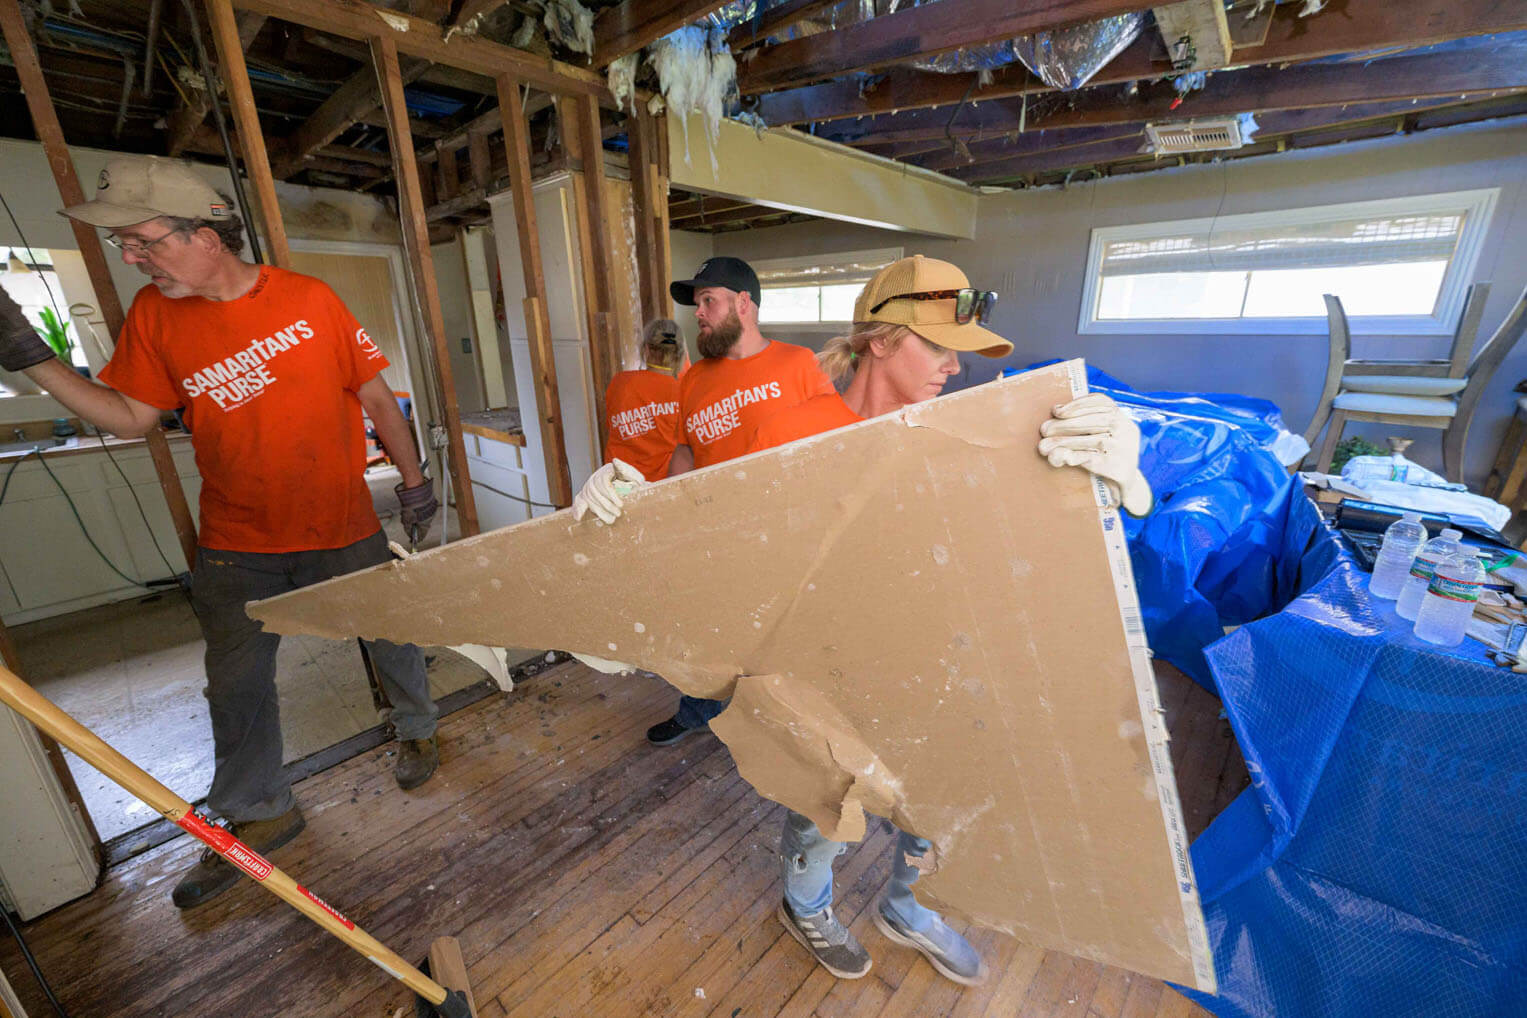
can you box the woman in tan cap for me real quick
[752,255,1153,985]
[570,255,1153,985]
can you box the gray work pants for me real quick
[190,529,438,823]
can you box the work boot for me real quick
[646,715,705,746]
[777,900,872,979]
[394,734,440,790]
[873,903,987,986]
[171,805,306,910]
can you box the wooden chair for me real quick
[1308,283,1527,482]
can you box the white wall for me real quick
[668,228,714,361]
[431,236,488,414]
[712,120,1527,487]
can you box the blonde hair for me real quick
[817,322,912,385]
[641,318,682,372]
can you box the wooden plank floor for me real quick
[0,660,1243,1017]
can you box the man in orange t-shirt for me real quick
[602,318,684,481]
[576,256,834,744]
[1,156,446,911]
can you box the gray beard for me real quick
[698,314,742,359]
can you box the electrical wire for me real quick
[95,433,183,582]
[0,189,68,349]
[1,907,71,1018]
[3,449,176,590]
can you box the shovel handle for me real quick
[0,664,455,1009]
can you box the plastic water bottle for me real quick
[1395,528,1464,621]
[1368,512,1427,599]
[1413,548,1485,646]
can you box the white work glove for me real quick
[1037,393,1153,517]
[572,458,648,524]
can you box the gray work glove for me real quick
[0,286,56,373]
[395,477,439,547]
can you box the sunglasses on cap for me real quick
[869,288,999,325]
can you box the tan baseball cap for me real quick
[856,255,1012,357]
[59,156,232,229]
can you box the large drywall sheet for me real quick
[249,361,1214,990]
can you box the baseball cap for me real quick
[59,155,233,229]
[855,255,1011,357]
[670,256,761,306]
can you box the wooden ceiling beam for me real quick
[356,108,451,138]
[592,0,733,66]
[726,0,840,51]
[273,58,431,177]
[671,202,788,228]
[300,29,499,95]
[945,97,1516,183]
[738,0,1156,93]
[818,44,1527,146]
[754,0,1527,121]
[230,0,608,98]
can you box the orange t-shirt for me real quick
[747,393,864,453]
[604,368,681,481]
[99,266,388,553]
[679,340,835,468]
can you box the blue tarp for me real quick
[1011,363,1525,1015]
[1020,362,1303,685]
[1180,506,1527,1018]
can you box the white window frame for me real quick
[1077,188,1499,337]
[755,246,903,330]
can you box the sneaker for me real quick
[777,900,872,979]
[171,806,306,910]
[872,904,987,986]
[646,716,705,746]
[395,735,440,790]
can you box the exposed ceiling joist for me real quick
[949,97,1527,183]
[819,44,1527,146]
[592,0,732,67]
[726,0,840,51]
[753,0,1527,123]
[230,0,608,97]
[273,58,430,177]
[300,29,499,95]
[738,0,1158,93]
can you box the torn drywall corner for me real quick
[714,673,901,843]
[247,360,1214,991]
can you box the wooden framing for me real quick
[230,0,608,97]
[591,0,733,67]
[499,75,574,509]
[371,34,480,537]
[0,0,200,572]
[205,0,291,267]
[753,0,1527,123]
[626,104,670,325]
[819,45,1527,146]
[739,0,1156,93]
[560,95,620,455]
[727,0,840,51]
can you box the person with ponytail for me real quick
[599,318,687,483]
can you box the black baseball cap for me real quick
[670,256,761,306]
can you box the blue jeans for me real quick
[780,809,937,932]
[674,694,727,729]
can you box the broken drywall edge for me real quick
[248,361,1214,989]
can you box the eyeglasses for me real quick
[869,288,999,325]
[105,228,186,255]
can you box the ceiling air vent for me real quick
[1144,117,1250,154]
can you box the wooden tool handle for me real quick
[0,664,453,1008]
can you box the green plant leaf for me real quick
[34,306,74,359]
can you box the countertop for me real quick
[460,408,526,447]
[0,429,193,463]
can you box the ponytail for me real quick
[816,323,911,385]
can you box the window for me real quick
[1078,189,1498,335]
[0,247,90,376]
[755,247,903,326]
